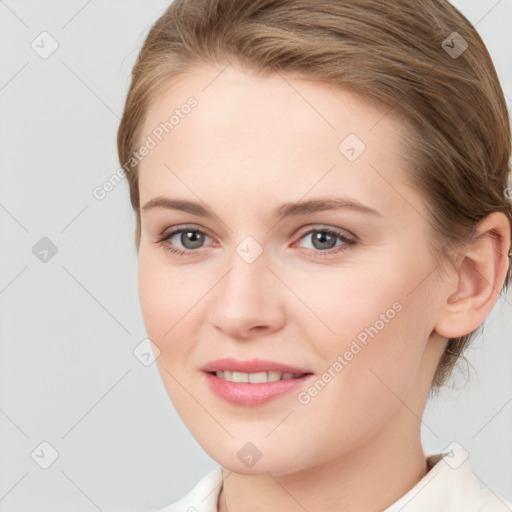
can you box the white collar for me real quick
[159,448,512,511]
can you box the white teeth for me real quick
[231,371,249,383]
[267,371,281,382]
[214,370,306,383]
[249,372,268,384]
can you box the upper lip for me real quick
[201,357,312,374]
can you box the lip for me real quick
[201,357,314,406]
[201,357,312,374]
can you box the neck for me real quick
[218,413,428,512]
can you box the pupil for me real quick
[313,231,336,250]
[182,230,204,249]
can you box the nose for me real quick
[207,249,286,340]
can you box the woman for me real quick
[117,0,512,510]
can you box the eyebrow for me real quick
[141,196,383,219]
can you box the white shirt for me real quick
[156,448,512,511]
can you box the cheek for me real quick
[294,261,428,401]
[137,256,200,412]
[137,252,212,384]
[291,301,425,463]
[137,250,200,339]
[138,256,170,338]
[284,262,406,347]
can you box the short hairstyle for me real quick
[117,0,512,394]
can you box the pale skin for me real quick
[136,63,511,512]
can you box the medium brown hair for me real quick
[117,0,512,393]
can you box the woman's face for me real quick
[137,64,449,475]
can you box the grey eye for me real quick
[175,229,206,249]
[308,230,338,250]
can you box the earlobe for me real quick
[434,211,511,339]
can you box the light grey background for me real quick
[0,1,511,511]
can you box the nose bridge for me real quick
[222,241,271,304]
[209,238,283,334]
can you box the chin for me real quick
[200,437,312,477]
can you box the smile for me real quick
[213,370,307,383]
[203,371,314,406]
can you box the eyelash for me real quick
[154,224,356,258]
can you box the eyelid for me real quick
[293,224,357,242]
[158,223,214,241]
[157,223,356,244]
[156,222,357,258]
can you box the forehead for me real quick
[141,63,404,142]
[137,63,420,220]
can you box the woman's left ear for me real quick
[434,211,511,339]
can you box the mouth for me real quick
[201,359,315,406]
[201,356,312,375]
[208,370,310,383]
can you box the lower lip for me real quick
[203,372,314,406]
